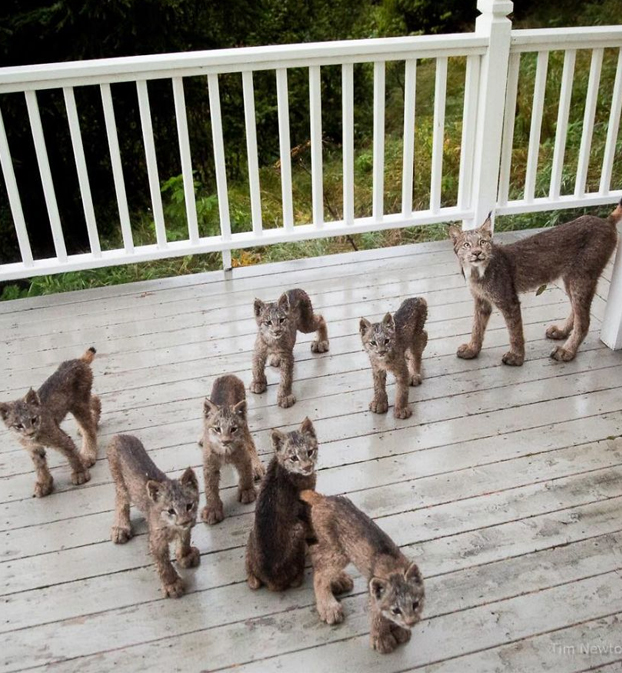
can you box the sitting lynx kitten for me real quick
[360,298,428,419]
[0,347,101,497]
[449,202,621,365]
[301,490,424,654]
[251,288,329,408]
[201,374,265,525]
[246,418,318,591]
[107,434,200,598]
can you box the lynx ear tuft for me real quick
[448,225,462,244]
[233,399,247,418]
[271,428,287,452]
[146,480,163,503]
[253,298,265,317]
[0,402,9,422]
[180,467,198,493]
[480,214,493,236]
[382,312,394,328]
[277,292,290,312]
[204,398,219,418]
[24,388,40,406]
[359,318,372,336]
[300,416,316,438]
[405,562,423,585]
[370,577,388,600]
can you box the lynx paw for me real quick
[111,526,132,544]
[252,461,266,481]
[390,624,412,644]
[409,373,422,386]
[502,351,524,366]
[546,325,569,340]
[162,576,185,599]
[201,503,225,525]
[238,486,257,504]
[331,573,354,594]
[394,405,413,420]
[80,451,97,468]
[318,601,344,625]
[371,632,399,654]
[71,469,91,486]
[178,546,201,568]
[311,340,329,353]
[369,398,389,414]
[277,393,296,408]
[197,436,203,447]
[290,572,305,588]
[457,343,480,359]
[33,478,54,498]
[250,380,267,394]
[550,346,576,362]
[268,354,281,367]
[247,573,262,590]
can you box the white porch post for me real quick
[600,221,622,350]
[463,0,514,231]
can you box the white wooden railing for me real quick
[0,0,621,343]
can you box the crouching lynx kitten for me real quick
[360,298,428,419]
[0,347,101,497]
[301,490,424,654]
[201,374,265,525]
[251,288,329,408]
[107,434,200,598]
[246,418,318,591]
[449,202,621,365]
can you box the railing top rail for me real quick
[511,26,622,52]
[0,34,488,94]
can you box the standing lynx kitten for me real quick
[201,374,265,525]
[251,288,329,408]
[0,347,101,497]
[246,418,318,591]
[107,434,200,598]
[360,298,428,419]
[449,202,621,365]
[301,490,424,654]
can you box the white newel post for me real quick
[600,222,622,350]
[463,0,514,231]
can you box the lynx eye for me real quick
[214,426,221,433]
[463,241,471,248]
[31,417,38,424]
[384,338,389,345]
[279,317,285,324]
[308,449,315,458]
[15,423,24,430]
[186,503,194,512]
[412,601,420,610]
[231,426,238,433]
[266,320,272,326]
[392,607,402,615]
[370,340,377,346]
[290,455,299,462]
[167,508,176,516]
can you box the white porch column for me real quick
[600,221,622,350]
[463,0,514,231]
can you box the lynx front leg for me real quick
[250,337,268,394]
[393,362,412,420]
[46,426,91,485]
[72,403,98,467]
[457,297,492,360]
[369,366,388,414]
[110,479,132,544]
[277,353,296,408]
[201,453,225,525]
[310,315,329,353]
[24,443,54,497]
[233,451,257,504]
[246,437,265,481]
[370,609,400,654]
[498,298,525,366]
[150,534,185,598]
[176,528,201,569]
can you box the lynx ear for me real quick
[277,292,290,312]
[370,577,388,600]
[146,480,163,503]
[24,388,40,406]
[405,562,423,585]
[254,298,265,317]
[359,318,372,336]
[271,428,287,452]
[233,399,247,418]
[204,398,219,417]
[180,467,198,493]
[300,416,316,439]
[382,312,394,328]
[448,225,462,244]
[479,212,493,236]
[0,402,9,422]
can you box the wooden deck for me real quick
[1,233,621,672]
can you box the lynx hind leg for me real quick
[546,278,574,340]
[551,278,596,362]
[71,403,98,468]
[309,540,347,625]
[90,394,102,428]
[408,330,428,386]
[295,290,329,353]
[310,315,329,353]
[47,425,91,485]
[267,353,281,368]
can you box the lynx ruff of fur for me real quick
[251,288,329,408]
[448,201,622,366]
[107,434,200,598]
[201,374,265,525]
[301,490,425,654]
[360,297,428,419]
[0,347,101,497]
[246,417,318,591]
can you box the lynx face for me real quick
[360,313,397,361]
[271,417,318,476]
[449,216,493,275]
[369,563,425,629]
[254,293,292,343]
[203,399,247,455]
[0,389,42,439]
[147,467,199,530]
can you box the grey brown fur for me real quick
[0,347,101,497]
[201,374,265,525]
[301,490,424,654]
[246,418,318,591]
[251,288,329,408]
[360,298,428,419]
[449,202,622,365]
[107,434,200,598]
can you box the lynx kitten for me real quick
[107,434,200,598]
[251,288,329,408]
[201,374,265,525]
[0,347,101,497]
[360,298,428,419]
[301,490,424,654]
[246,418,318,591]
[448,202,621,365]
